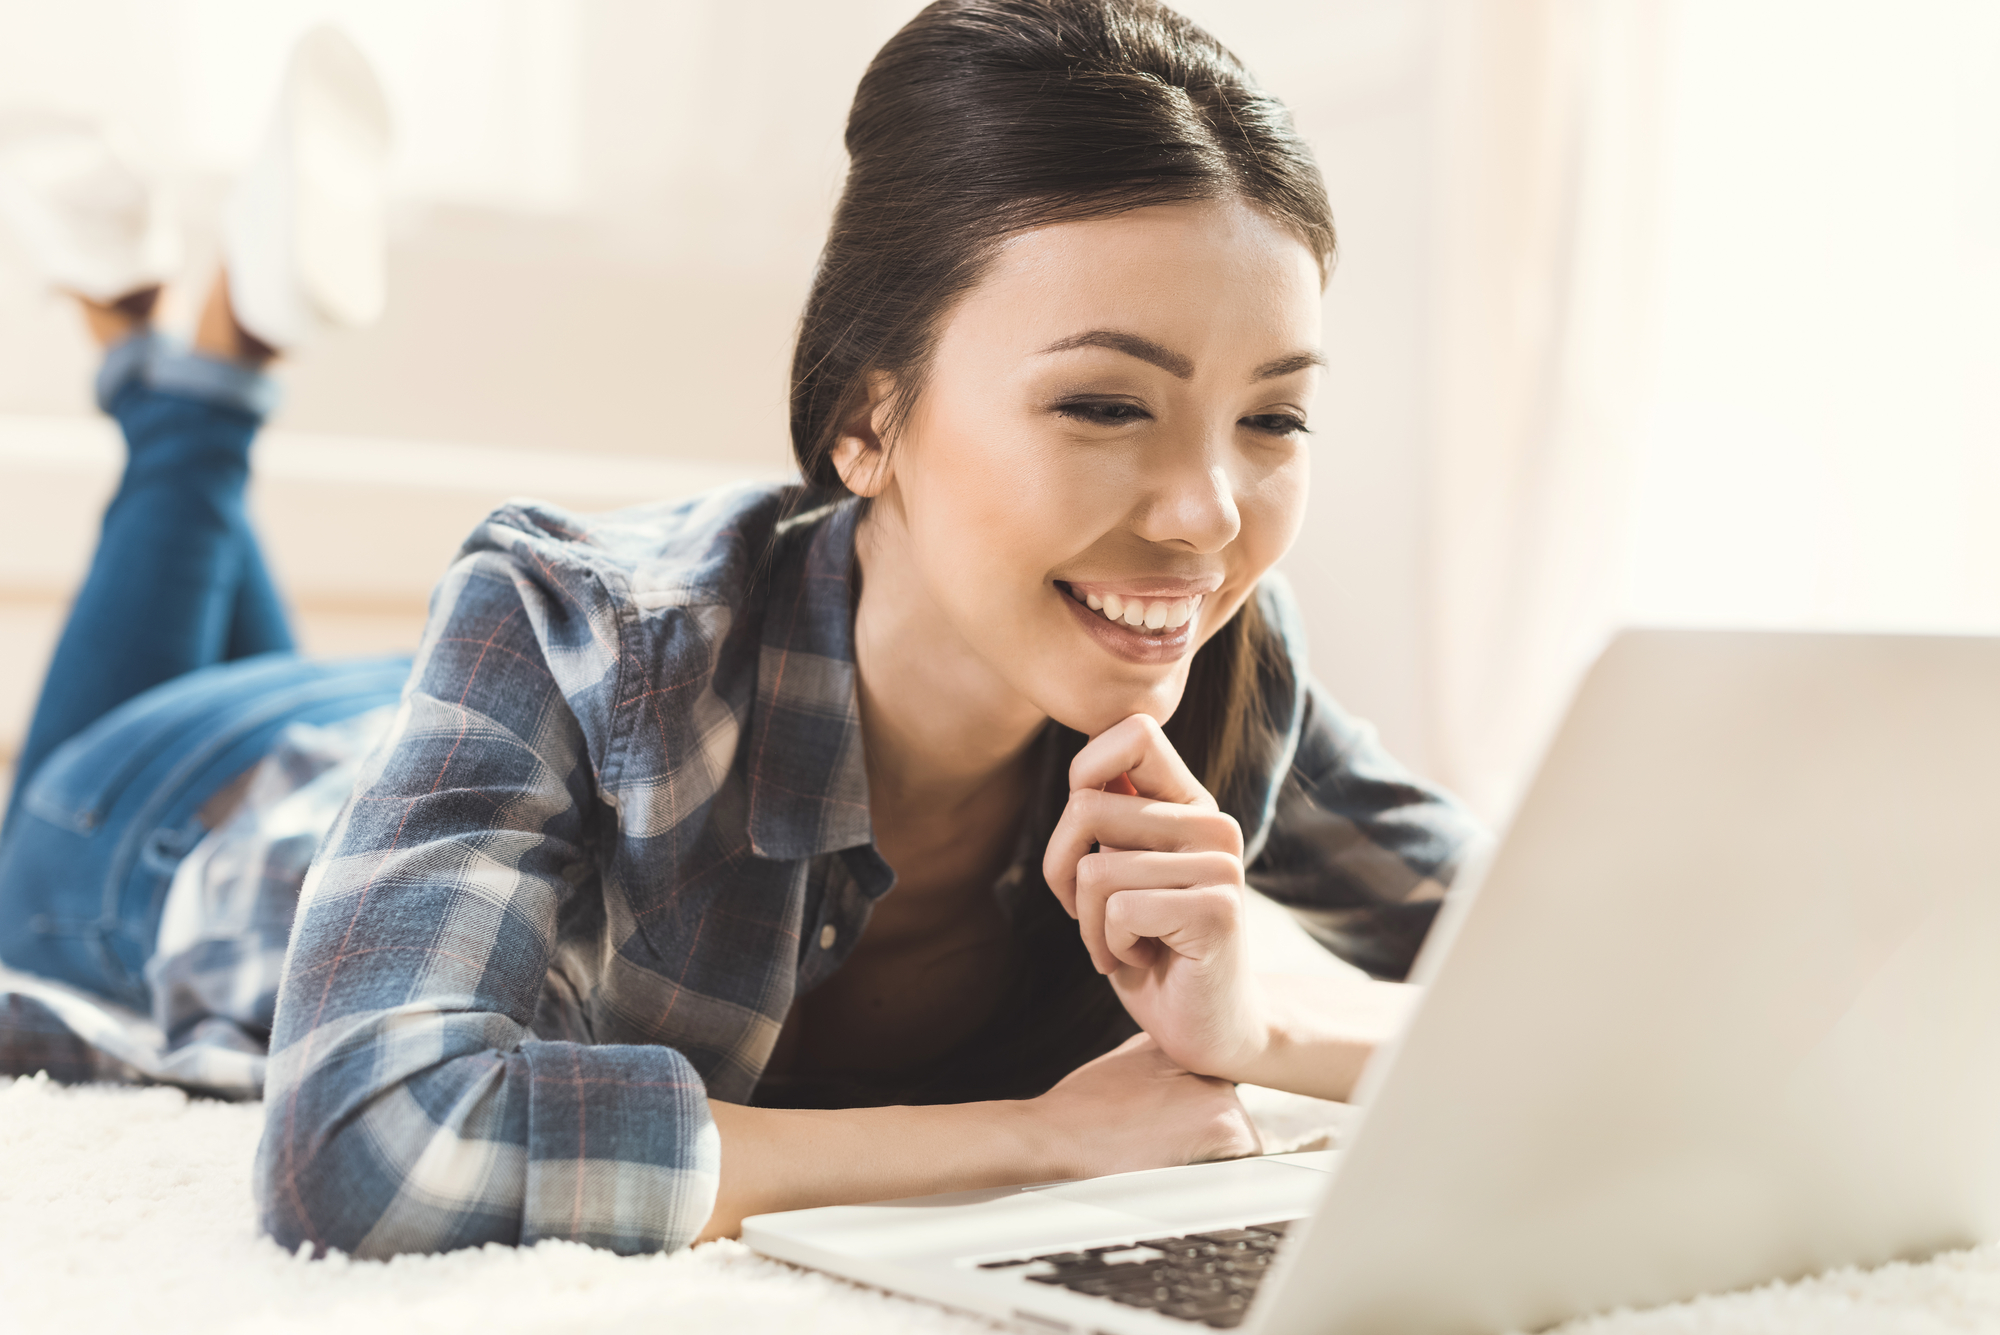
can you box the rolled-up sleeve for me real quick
[1247,682,1488,981]
[254,518,720,1258]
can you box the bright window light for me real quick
[1622,0,2000,634]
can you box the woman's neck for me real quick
[850,503,1048,831]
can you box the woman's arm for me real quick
[256,527,718,1260]
[1226,973,1418,1103]
[698,1034,1259,1239]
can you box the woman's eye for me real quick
[1056,400,1152,427]
[1242,414,1310,437]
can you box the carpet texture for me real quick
[6,1074,2000,1335]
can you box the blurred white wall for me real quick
[1620,0,2000,638]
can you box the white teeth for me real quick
[1070,587,1206,633]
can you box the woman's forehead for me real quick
[946,201,1324,375]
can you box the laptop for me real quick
[744,629,2000,1334]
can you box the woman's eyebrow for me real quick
[1252,351,1327,381]
[1036,330,1325,383]
[1037,329,1195,379]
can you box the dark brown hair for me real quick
[791,0,1331,803]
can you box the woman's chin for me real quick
[1035,676,1188,742]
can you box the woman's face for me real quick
[847,198,1322,739]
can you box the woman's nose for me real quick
[1131,438,1241,553]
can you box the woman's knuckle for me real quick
[1193,811,1242,855]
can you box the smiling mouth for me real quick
[1058,582,1204,636]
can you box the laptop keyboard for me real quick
[977,1221,1291,1328]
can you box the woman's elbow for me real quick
[253,1067,529,1258]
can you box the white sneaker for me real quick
[0,108,179,302]
[223,26,392,351]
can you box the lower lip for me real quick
[1057,585,1200,665]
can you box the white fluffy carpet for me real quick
[7,1077,2000,1335]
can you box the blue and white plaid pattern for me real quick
[148,708,394,1093]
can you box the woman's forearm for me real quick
[1224,974,1419,1103]
[699,1035,1265,1241]
[699,1097,1051,1241]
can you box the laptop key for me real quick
[1162,1294,1251,1322]
[1031,1251,1095,1267]
[1191,1229,1268,1252]
[1174,1278,1229,1299]
[1033,1261,1146,1285]
[1062,1271,1162,1297]
[1110,1285,1177,1309]
[1092,1245,1165,1264]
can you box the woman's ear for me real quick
[828,372,897,498]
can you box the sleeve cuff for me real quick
[519,1039,721,1253]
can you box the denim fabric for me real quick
[0,335,407,1009]
[0,655,409,1009]
[7,335,294,829]
[255,486,1485,1261]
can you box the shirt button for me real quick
[819,923,838,950]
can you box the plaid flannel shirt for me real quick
[255,484,1482,1260]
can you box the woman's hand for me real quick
[1042,714,1268,1083]
[1030,1033,1261,1178]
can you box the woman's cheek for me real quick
[911,419,1076,603]
[1236,447,1310,574]
[965,420,1102,548]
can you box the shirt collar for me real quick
[745,497,877,861]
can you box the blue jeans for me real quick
[0,335,410,1008]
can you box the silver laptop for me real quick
[744,629,2000,1334]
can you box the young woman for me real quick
[2,0,1479,1258]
